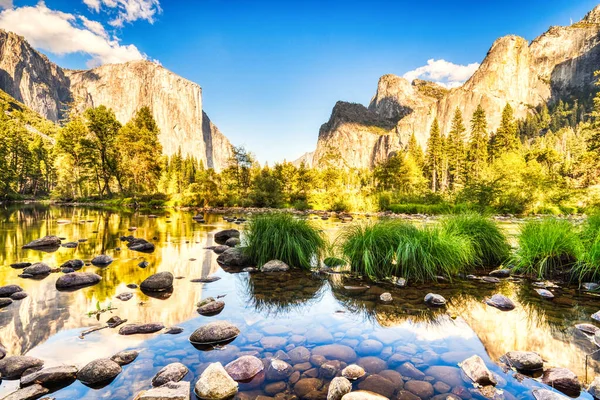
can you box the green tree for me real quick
[446,108,467,190]
[425,118,443,192]
[466,104,489,182]
[489,103,519,160]
[407,132,425,168]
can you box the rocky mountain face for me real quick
[0,30,233,171]
[303,5,600,169]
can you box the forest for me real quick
[2,76,600,215]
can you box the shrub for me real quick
[442,213,510,268]
[387,203,452,215]
[243,213,325,270]
[513,218,582,279]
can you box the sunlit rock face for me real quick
[0,30,233,171]
[307,6,600,169]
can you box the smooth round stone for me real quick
[380,292,393,302]
[541,368,581,397]
[190,321,240,345]
[197,300,225,316]
[23,263,51,276]
[485,294,516,310]
[265,381,287,395]
[358,375,397,398]
[356,340,383,356]
[77,358,122,386]
[0,284,23,297]
[500,351,543,372]
[20,365,78,388]
[424,293,446,307]
[55,272,101,290]
[288,346,311,364]
[140,272,174,292]
[305,326,334,344]
[312,345,357,363]
[424,366,463,387]
[0,356,44,379]
[357,356,387,374]
[91,255,113,266]
[328,377,352,400]
[433,381,451,394]
[119,323,165,335]
[151,362,188,387]
[262,260,290,272]
[265,359,293,381]
[225,356,264,381]
[342,364,365,380]
[294,378,322,398]
[260,336,287,351]
[535,288,554,299]
[110,350,139,366]
[341,391,388,400]
[405,380,434,399]
[116,292,133,301]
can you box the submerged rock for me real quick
[23,263,51,276]
[500,351,543,372]
[138,261,149,268]
[588,376,600,399]
[541,368,581,397]
[216,248,251,267]
[262,260,290,272]
[91,255,113,266]
[77,358,122,387]
[110,350,139,366]
[151,362,188,387]
[190,276,221,283]
[312,344,357,363]
[119,323,165,335]
[0,356,44,379]
[22,236,61,249]
[189,321,240,345]
[424,293,446,307]
[20,365,78,388]
[265,359,293,381]
[165,326,184,335]
[459,355,497,386]
[116,292,133,301]
[55,272,102,290]
[10,292,27,300]
[214,229,240,244]
[485,294,515,310]
[328,377,352,400]
[194,362,238,400]
[136,381,190,400]
[224,355,263,381]
[341,364,365,380]
[140,272,174,292]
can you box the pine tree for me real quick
[466,104,489,182]
[407,132,425,168]
[489,103,519,160]
[425,118,443,192]
[446,108,466,190]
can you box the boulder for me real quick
[266,359,293,381]
[119,323,165,335]
[77,358,122,386]
[224,355,264,381]
[135,381,190,400]
[141,272,174,292]
[22,236,61,249]
[312,344,357,363]
[22,263,51,276]
[459,355,497,386]
[485,294,516,310]
[328,377,352,400]
[2,384,49,400]
[152,362,188,387]
[424,293,446,307]
[588,376,600,400]
[194,362,238,400]
[0,285,22,297]
[575,323,599,335]
[189,321,240,345]
[55,272,102,290]
[541,368,581,397]
[110,350,139,366]
[20,365,78,388]
[341,364,365,380]
[0,356,44,379]
[262,260,290,272]
[214,229,240,244]
[91,255,113,266]
[216,248,251,267]
[500,351,543,372]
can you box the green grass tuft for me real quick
[573,214,600,283]
[441,213,510,268]
[243,213,326,270]
[512,218,581,279]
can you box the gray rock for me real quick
[213,245,230,254]
[542,368,581,397]
[577,323,599,334]
[138,261,149,268]
[583,282,600,291]
[535,288,555,299]
[0,356,44,379]
[197,300,225,316]
[489,269,511,278]
[119,323,165,335]
[20,365,78,387]
[110,350,139,366]
[224,355,263,381]
[61,242,78,248]
[2,384,49,400]
[0,298,13,308]
[22,236,61,249]
[265,359,293,381]
[55,272,102,290]
[194,362,238,400]
[500,351,543,372]
[485,294,515,310]
[152,362,188,387]
[225,237,240,247]
[341,364,365,380]
[116,292,133,301]
[60,259,84,270]
[10,262,31,269]
[136,381,190,400]
[216,248,251,267]
[459,355,497,386]
[341,391,388,400]
[127,238,156,253]
[328,377,352,400]
[189,321,240,345]
[164,326,184,335]
[23,263,51,276]
[0,284,23,297]
[424,293,446,307]
[77,358,122,386]
[482,276,501,283]
[379,292,393,302]
[312,344,357,363]
[533,389,569,400]
[141,272,174,292]
[262,260,290,272]
[91,255,113,266]
[214,229,240,244]
[10,292,27,301]
[588,376,600,399]
[190,276,221,283]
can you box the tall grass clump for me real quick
[573,214,600,283]
[243,213,325,270]
[442,213,510,268]
[339,220,476,281]
[513,218,581,279]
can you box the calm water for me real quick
[0,204,598,399]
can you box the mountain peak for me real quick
[582,5,600,24]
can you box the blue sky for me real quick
[2,0,599,164]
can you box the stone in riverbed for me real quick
[380,292,393,302]
[214,229,240,244]
[140,272,174,292]
[216,248,251,267]
[459,355,497,386]
[485,294,516,310]
[22,236,61,249]
[289,346,311,364]
[500,351,543,372]
[55,272,102,290]
[424,366,463,387]
[138,261,149,268]
[10,262,31,269]
[312,344,357,363]
[0,298,13,308]
[405,380,434,399]
[341,364,365,380]
[532,389,570,400]
[151,362,188,387]
[0,356,44,379]
[197,300,225,316]
[110,350,139,366]
[91,255,113,266]
[165,326,184,335]
[60,259,84,270]
[328,377,352,400]
[489,269,511,278]
[23,263,51,276]
[2,384,49,400]
[20,365,78,388]
[424,293,446,307]
[541,367,581,397]
[119,323,165,335]
[294,378,322,397]
[224,355,264,381]
[194,362,238,400]
[356,339,383,356]
[136,381,190,400]
[397,362,425,380]
[116,292,133,301]
[265,359,293,381]
[10,292,27,301]
[587,376,600,399]
[189,321,240,345]
[583,283,600,291]
[77,358,122,387]
[262,260,290,272]
[535,288,555,299]
[341,392,388,400]
[576,323,599,335]
[213,245,230,254]
[61,242,78,248]
[358,374,397,398]
[225,237,240,247]
[190,276,221,283]
[0,285,23,297]
[126,238,156,253]
[592,311,600,322]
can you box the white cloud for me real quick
[0,2,146,67]
[0,0,12,10]
[83,0,161,27]
[403,59,480,88]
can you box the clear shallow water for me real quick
[0,204,597,399]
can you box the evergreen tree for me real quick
[466,104,489,182]
[446,108,467,190]
[425,118,443,192]
[407,132,425,168]
[489,103,519,160]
